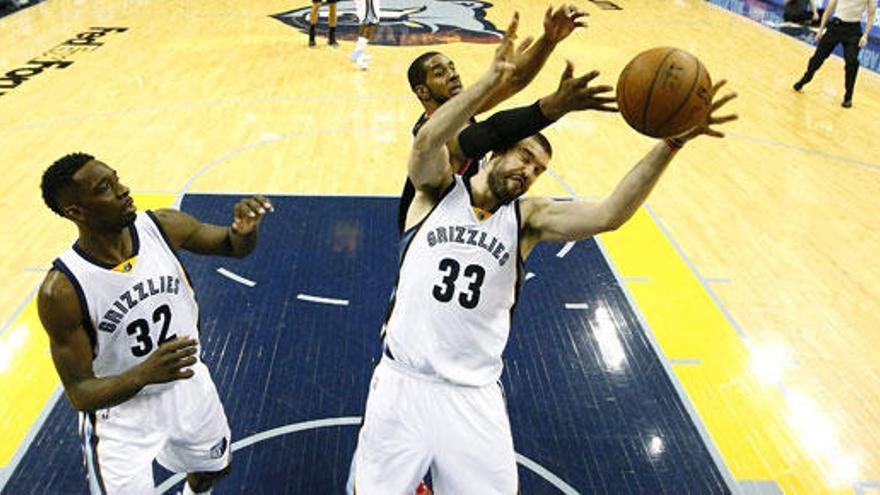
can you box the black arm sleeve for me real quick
[457,100,555,161]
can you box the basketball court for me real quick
[0,0,878,493]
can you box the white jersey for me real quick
[384,175,523,387]
[834,0,869,23]
[54,212,200,393]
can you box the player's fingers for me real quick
[709,114,738,125]
[706,129,725,138]
[175,368,196,379]
[254,194,274,211]
[710,79,728,97]
[176,356,198,368]
[171,345,199,359]
[247,198,268,215]
[233,202,250,220]
[593,105,620,113]
[711,92,737,111]
[516,36,534,55]
[560,60,574,83]
[590,96,618,104]
[586,84,613,95]
[239,198,263,217]
[571,10,589,21]
[578,70,600,85]
[545,5,552,20]
[163,336,197,352]
[505,11,520,39]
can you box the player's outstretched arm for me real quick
[520,81,737,257]
[458,61,616,162]
[152,195,273,258]
[478,4,588,114]
[409,13,517,193]
[38,272,199,412]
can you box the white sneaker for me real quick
[355,55,369,70]
[348,49,361,62]
[360,53,373,62]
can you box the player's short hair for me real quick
[41,152,94,216]
[494,132,553,159]
[407,51,441,91]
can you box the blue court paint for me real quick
[3,195,729,494]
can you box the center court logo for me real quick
[271,0,503,46]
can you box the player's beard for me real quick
[487,167,520,204]
[428,88,450,106]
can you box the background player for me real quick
[400,4,588,233]
[37,153,272,494]
[348,0,379,69]
[308,0,338,47]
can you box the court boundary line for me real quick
[0,386,63,490]
[172,127,409,209]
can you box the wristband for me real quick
[664,137,685,151]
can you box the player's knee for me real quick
[188,463,232,492]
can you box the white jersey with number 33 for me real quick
[385,175,523,387]
[53,212,200,393]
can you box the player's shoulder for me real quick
[519,196,553,215]
[148,208,199,248]
[40,268,75,301]
[37,268,82,327]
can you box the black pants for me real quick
[798,18,863,100]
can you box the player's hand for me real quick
[859,34,868,48]
[678,80,738,141]
[134,337,199,385]
[815,29,824,43]
[488,12,519,83]
[543,4,588,44]
[231,195,273,236]
[540,61,617,119]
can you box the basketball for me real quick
[616,47,713,138]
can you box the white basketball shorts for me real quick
[353,358,518,494]
[355,0,380,24]
[79,361,231,494]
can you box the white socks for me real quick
[351,36,368,58]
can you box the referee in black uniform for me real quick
[793,0,877,107]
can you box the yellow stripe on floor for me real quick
[600,207,856,494]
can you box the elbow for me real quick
[66,389,94,412]
[600,214,626,233]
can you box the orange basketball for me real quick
[616,47,712,138]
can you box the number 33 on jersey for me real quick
[383,176,523,387]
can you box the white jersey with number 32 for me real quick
[53,212,200,393]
